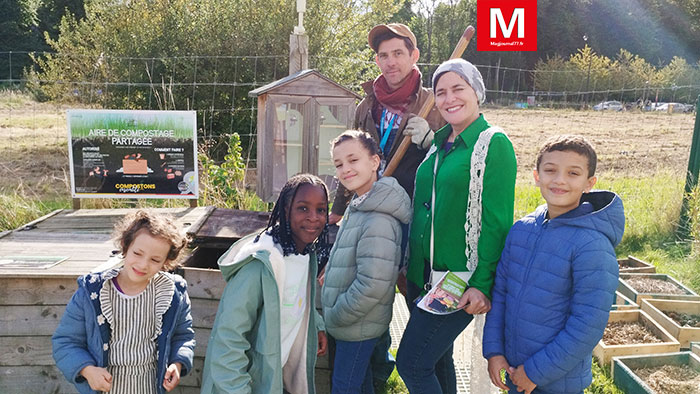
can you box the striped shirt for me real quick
[99,271,174,394]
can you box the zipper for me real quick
[511,219,549,356]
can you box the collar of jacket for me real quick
[433,114,488,148]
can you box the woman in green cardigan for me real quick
[396,58,517,393]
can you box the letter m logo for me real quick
[477,0,537,51]
[490,8,524,38]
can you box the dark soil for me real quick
[626,277,686,294]
[634,364,700,394]
[603,321,663,345]
[664,311,700,328]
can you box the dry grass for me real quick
[0,93,69,200]
[1,92,695,203]
[487,107,695,178]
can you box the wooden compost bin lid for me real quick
[0,207,211,278]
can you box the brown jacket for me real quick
[331,80,445,216]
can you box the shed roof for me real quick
[248,69,361,99]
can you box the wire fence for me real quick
[2,50,699,169]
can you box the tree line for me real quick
[1,0,698,153]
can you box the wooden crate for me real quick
[618,273,700,303]
[593,309,680,369]
[641,299,700,348]
[618,255,656,273]
[612,351,700,391]
[612,291,639,311]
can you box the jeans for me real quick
[369,222,409,387]
[332,337,380,394]
[396,284,473,394]
[368,329,394,385]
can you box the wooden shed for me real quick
[0,207,332,393]
[249,69,361,201]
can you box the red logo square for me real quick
[477,0,537,51]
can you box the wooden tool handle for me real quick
[383,26,475,177]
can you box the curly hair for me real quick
[256,173,331,261]
[536,134,598,177]
[113,209,189,271]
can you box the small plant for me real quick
[199,133,267,211]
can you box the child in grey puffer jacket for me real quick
[322,130,411,393]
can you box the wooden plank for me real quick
[270,74,358,98]
[0,336,53,366]
[27,208,210,232]
[11,209,63,231]
[183,267,226,300]
[593,310,680,368]
[0,298,217,336]
[0,277,77,305]
[1,232,112,242]
[190,298,220,329]
[0,365,77,394]
[0,253,114,278]
[0,331,213,367]
[180,357,204,387]
[0,305,64,336]
[641,298,700,348]
[194,328,211,358]
[185,206,215,237]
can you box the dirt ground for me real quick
[634,364,700,394]
[603,321,663,345]
[626,277,687,294]
[1,91,696,201]
[664,311,700,327]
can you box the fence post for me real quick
[678,94,700,238]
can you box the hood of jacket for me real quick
[217,232,286,285]
[348,176,412,224]
[537,190,625,247]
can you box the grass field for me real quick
[1,89,698,393]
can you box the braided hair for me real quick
[255,173,331,261]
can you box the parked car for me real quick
[654,102,692,113]
[593,100,623,111]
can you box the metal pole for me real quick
[678,94,700,237]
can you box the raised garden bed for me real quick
[618,255,656,274]
[612,290,639,311]
[642,299,700,348]
[693,342,700,358]
[618,273,700,304]
[613,351,700,393]
[593,310,680,368]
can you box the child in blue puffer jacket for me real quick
[52,210,195,394]
[483,135,625,394]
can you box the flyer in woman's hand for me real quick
[417,271,468,315]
